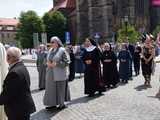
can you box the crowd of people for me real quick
[0,34,159,119]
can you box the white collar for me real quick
[86,45,96,52]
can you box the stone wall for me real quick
[76,0,114,42]
[76,0,89,42]
[76,0,150,42]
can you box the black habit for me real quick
[102,50,119,87]
[82,47,105,95]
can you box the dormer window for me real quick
[7,26,14,30]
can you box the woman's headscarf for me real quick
[87,38,97,46]
[50,36,63,47]
[104,42,112,51]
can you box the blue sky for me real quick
[0,0,53,18]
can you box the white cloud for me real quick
[0,0,53,18]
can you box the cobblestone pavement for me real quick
[25,63,160,120]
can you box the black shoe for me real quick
[106,85,111,88]
[129,77,133,80]
[121,80,125,83]
[58,105,67,110]
[45,106,57,110]
[39,88,45,91]
[88,93,95,97]
[98,91,102,95]
[111,85,117,88]
[125,80,128,83]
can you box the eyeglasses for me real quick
[7,54,11,57]
[7,54,12,59]
[50,41,55,44]
[7,54,15,58]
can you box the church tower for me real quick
[77,0,114,42]
[76,0,150,42]
[53,0,151,43]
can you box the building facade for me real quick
[53,0,77,44]
[53,0,158,43]
[76,0,151,42]
[0,18,19,45]
[150,0,160,32]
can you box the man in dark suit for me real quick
[66,44,75,81]
[0,47,36,120]
[126,40,135,79]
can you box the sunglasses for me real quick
[50,41,55,43]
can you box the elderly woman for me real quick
[0,42,8,120]
[43,36,71,110]
[36,44,47,90]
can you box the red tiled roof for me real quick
[54,0,76,10]
[0,18,19,26]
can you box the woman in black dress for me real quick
[82,38,105,97]
[102,43,119,88]
[118,43,132,83]
[141,36,155,86]
[133,42,142,76]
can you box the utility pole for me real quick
[124,16,128,37]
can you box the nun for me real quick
[102,43,119,88]
[82,38,106,97]
[0,42,8,120]
[36,44,47,90]
[43,36,71,110]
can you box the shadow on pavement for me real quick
[117,82,128,86]
[148,90,160,100]
[147,95,160,101]
[134,84,149,91]
[31,108,60,120]
[67,94,104,106]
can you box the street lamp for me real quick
[94,32,100,44]
[124,15,128,37]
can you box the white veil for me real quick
[0,42,8,120]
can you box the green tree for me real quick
[16,10,44,48]
[153,25,160,39]
[42,11,67,43]
[117,24,140,43]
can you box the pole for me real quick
[125,21,127,37]
[124,16,128,37]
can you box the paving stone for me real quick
[26,63,160,120]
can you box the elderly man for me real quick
[0,47,36,120]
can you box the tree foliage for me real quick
[16,10,44,48]
[153,25,160,38]
[117,24,140,43]
[42,11,67,43]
